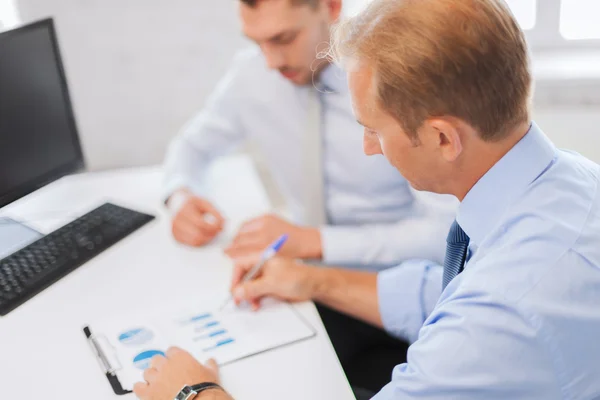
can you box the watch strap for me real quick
[191,382,224,395]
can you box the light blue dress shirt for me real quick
[163,48,456,268]
[376,123,600,399]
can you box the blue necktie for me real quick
[442,220,470,290]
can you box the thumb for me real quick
[191,198,224,226]
[205,358,220,384]
[206,358,219,374]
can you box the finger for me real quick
[233,252,262,267]
[230,265,249,292]
[206,358,220,381]
[173,225,212,247]
[234,279,271,303]
[173,217,204,237]
[133,382,148,397]
[190,198,225,227]
[183,210,223,235]
[237,217,264,234]
[202,213,220,227]
[143,367,158,383]
[175,218,219,243]
[206,358,219,372]
[250,299,261,311]
[166,346,185,360]
[150,355,167,371]
[225,239,265,258]
[229,227,265,247]
[230,252,264,288]
[228,236,264,251]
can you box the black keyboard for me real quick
[0,203,155,316]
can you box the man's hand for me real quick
[171,193,225,247]
[224,214,322,260]
[230,256,320,310]
[133,347,232,400]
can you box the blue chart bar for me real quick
[194,321,219,333]
[203,338,235,352]
[190,313,212,322]
[179,313,213,325]
[193,329,227,342]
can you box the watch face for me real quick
[175,386,196,400]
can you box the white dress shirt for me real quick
[164,48,456,268]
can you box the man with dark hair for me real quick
[162,0,456,394]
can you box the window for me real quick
[343,0,600,50]
[0,0,20,30]
[560,0,600,40]
[343,0,369,17]
[522,0,600,49]
[505,0,537,30]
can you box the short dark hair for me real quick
[240,0,319,8]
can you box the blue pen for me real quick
[219,234,289,310]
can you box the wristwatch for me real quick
[174,383,223,400]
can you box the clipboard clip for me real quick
[85,327,118,374]
[83,326,131,395]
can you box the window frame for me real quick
[527,0,600,51]
[344,0,600,52]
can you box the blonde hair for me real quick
[329,0,532,141]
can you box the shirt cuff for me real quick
[166,190,191,217]
[320,225,386,269]
[162,174,207,205]
[377,260,443,343]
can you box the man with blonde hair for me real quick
[136,0,600,399]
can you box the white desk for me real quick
[0,156,355,400]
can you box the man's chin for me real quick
[281,71,311,86]
[408,180,426,192]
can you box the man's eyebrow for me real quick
[268,29,298,42]
[243,30,295,43]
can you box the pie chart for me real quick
[118,328,154,346]
[133,350,165,370]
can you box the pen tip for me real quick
[272,234,289,252]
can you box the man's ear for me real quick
[325,0,343,23]
[424,118,463,162]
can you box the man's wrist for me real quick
[298,227,323,259]
[194,387,232,400]
[307,265,336,302]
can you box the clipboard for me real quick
[82,301,317,395]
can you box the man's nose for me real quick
[261,44,285,70]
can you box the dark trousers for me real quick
[354,387,377,400]
[316,304,409,396]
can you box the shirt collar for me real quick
[457,122,556,246]
[318,63,348,94]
